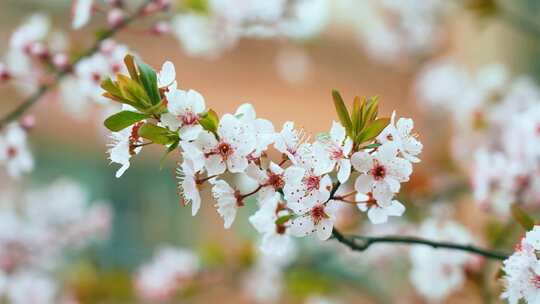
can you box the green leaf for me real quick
[124,55,139,83]
[199,109,219,135]
[332,90,352,136]
[100,77,122,97]
[136,59,161,105]
[104,111,149,132]
[138,123,178,145]
[351,96,362,136]
[275,215,293,226]
[184,0,209,13]
[511,204,535,231]
[355,118,390,144]
[363,96,379,123]
[116,74,151,108]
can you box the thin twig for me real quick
[0,0,154,129]
[331,228,509,260]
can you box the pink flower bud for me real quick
[29,42,49,60]
[20,115,36,131]
[52,53,70,70]
[151,21,170,35]
[107,8,125,28]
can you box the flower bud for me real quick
[151,21,170,35]
[20,115,36,131]
[107,8,125,28]
[52,53,70,70]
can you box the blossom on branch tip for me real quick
[189,114,256,176]
[161,88,205,140]
[377,112,422,163]
[289,199,339,241]
[314,121,353,183]
[0,123,33,179]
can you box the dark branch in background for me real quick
[331,228,509,260]
[0,0,154,129]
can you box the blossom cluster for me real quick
[409,218,476,302]
[170,0,329,58]
[502,225,540,304]
[134,246,200,301]
[338,0,449,63]
[103,55,422,258]
[417,60,540,215]
[0,178,112,303]
[0,123,33,179]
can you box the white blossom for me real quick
[289,199,339,241]
[351,142,412,193]
[108,116,144,178]
[211,179,241,229]
[0,123,33,178]
[274,121,307,163]
[161,87,206,140]
[135,246,199,301]
[177,159,202,216]
[377,112,422,163]
[314,121,353,183]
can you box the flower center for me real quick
[217,142,233,159]
[305,175,320,191]
[310,205,327,225]
[330,147,344,161]
[128,122,143,155]
[371,163,386,180]
[180,111,198,126]
[267,172,285,190]
[6,146,17,159]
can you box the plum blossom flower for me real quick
[283,145,332,213]
[502,226,540,304]
[108,113,144,178]
[135,246,199,302]
[354,177,404,224]
[177,159,202,216]
[235,103,275,158]
[7,271,57,304]
[211,179,242,229]
[274,121,307,163]
[351,143,412,193]
[249,192,294,257]
[289,199,340,240]
[71,0,94,29]
[314,121,352,183]
[377,112,422,163]
[189,114,256,176]
[161,88,205,140]
[0,123,33,178]
[245,162,285,199]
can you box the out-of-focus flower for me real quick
[409,219,475,302]
[0,123,33,179]
[135,246,199,301]
[71,0,94,29]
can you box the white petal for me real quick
[351,151,373,173]
[367,207,388,224]
[158,61,176,88]
[316,218,334,240]
[330,121,346,144]
[289,216,315,237]
[227,153,248,173]
[386,200,405,217]
[186,89,206,114]
[205,154,226,176]
[180,124,203,141]
[354,174,373,194]
[160,113,180,131]
[337,159,351,183]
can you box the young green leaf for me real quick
[124,54,140,83]
[363,96,380,123]
[511,204,535,231]
[101,77,122,97]
[355,117,390,144]
[332,90,352,136]
[138,123,178,145]
[275,214,294,226]
[136,59,161,105]
[351,96,362,136]
[104,111,149,132]
[116,74,151,108]
[199,109,220,135]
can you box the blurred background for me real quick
[0,0,539,303]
